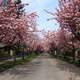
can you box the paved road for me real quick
[0,53,80,80]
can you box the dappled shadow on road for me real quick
[55,59,80,80]
[0,59,42,77]
[1,54,80,80]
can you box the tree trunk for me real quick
[22,46,25,60]
[22,53,24,60]
[72,49,75,63]
[13,50,16,63]
[63,52,66,59]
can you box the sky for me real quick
[22,0,59,31]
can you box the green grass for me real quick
[0,52,38,72]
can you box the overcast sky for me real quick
[22,0,59,31]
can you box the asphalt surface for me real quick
[0,53,80,80]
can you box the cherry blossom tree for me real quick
[0,0,39,61]
[43,31,57,55]
[55,0,80,41]
[45,0,80,62]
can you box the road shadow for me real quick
[0,59,42,78]
[55,59,80,80]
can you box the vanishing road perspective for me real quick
[0,0,80,80]
[0,53,80,80]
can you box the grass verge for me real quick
[0,52,38,72]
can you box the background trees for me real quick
[44,0,80,64]
[55,0,80,63]
[0,0,42,61]
[56,0,80,41]
[0,0,80,65]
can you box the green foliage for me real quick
[0,52,38,72]
[0,50,10,58]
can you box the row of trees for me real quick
[44,0,80,64]
[0,0,43,61]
